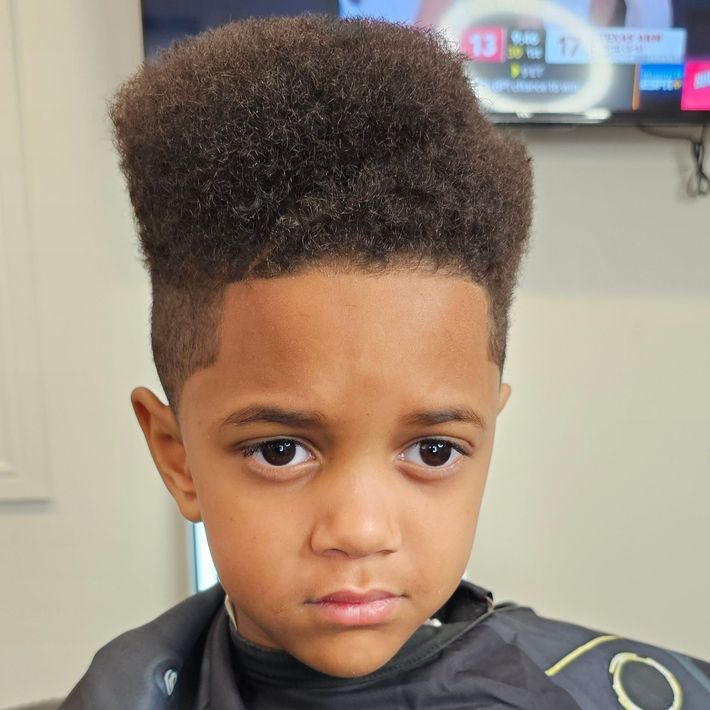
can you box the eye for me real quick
[241,439,313,467]
[398,439,468,468]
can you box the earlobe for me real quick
[131,387,202,523]
[497,382,512,414]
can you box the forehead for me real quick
[181,268,499,422]
[224,268,489,361]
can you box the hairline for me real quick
[165,259,503,416]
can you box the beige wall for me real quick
[469,129,710,660]
[0,2,187,707]
[0,1,708,706]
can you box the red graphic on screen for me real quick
[681,60,710,110]
[460,26,507,63]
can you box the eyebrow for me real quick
[221,406,327,429]
[402,408,486,431]
[221,405,485,431]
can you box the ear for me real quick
[497,382,512,415]
[131,387,202,523]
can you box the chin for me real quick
[300,637,401,679]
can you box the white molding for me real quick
[0,0,51,501]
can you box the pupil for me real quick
[261,440,296,466]
[420,441,452,467]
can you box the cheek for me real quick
[187,443,289,542]
[195,476,304,600]
[400,483,482,612]
[405,475,485,567]
[205,510,298,609]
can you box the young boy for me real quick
[62,15,709,710]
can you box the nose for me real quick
[309,464,402,559]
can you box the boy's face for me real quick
[135,268,510,678]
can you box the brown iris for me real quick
[260,440,297,466]
[418,441,454,467]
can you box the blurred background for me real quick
[0,1,708,706]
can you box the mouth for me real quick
[306,590,403,626]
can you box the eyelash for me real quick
[400,440,471,471]
[238,438,471,470]
[239,439,313,464]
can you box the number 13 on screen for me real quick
[460,26,507,63]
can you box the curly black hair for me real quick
[110,14,533,408]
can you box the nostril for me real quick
[310,518,403,559]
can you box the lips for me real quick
[307,589,402,626]
[315,590,396,604]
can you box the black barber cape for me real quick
[62,581,710,709]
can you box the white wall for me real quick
[469,129,710,660]
[0,2,187,707]
[0,2,708,706]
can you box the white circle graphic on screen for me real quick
[438,0,613,115]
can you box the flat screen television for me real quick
[340,0,710,124]
[143,0,710,125]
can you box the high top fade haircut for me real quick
[110,15,532,410]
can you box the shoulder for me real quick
[61,584,225,710]
[481,603,710,708]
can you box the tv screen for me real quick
[340,0,710,124]
[142,0,710,125]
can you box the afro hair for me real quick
[110,14,533,408]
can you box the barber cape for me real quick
[62,581,710,709]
